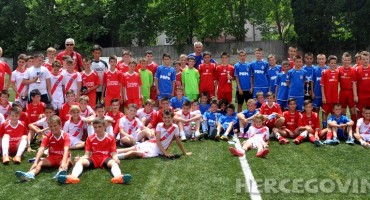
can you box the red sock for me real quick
[309,135,315,143]
[351,114,357,130]
[326,132,333,140]
[296,135,304,141]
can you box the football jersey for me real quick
[80,106,94,118]
[303,65,315,82]
[199,103,210,115]
[41,131,71,156]
[81,71,100,92]
[176,110,196,126]
[198,63,216,92]
[148,123,179,150]
[312,66,328,98]
[139,69,153,99]
[59,102,79,125]
[103,69,122,97]
[34,117,50,134]
[268,65,281,92]
[250,60,269,88]
[275,72,288,101]
[247,125,269,140]
[327,114,350,125]
[357,118,370,134]
[241,109,259,120]
[181,68,200,96]
[203,111,221,127]
[187,53,216,69]
[175,71,182,91]
[234,61,252,91]
[11,67,28,100]
[356,66,370,98]
[287,68,308,97]
[149,108,174,128]
[56,50,83,72]
[301,111,320,130]
[215,65,234,92]
[320,69,339,103]
[259,102,282,115]
[136,108,156,124]
[170,96,189,110]
[0,102,12,118]
[155,65,176,95]
[118,116,143,135]
[63,117,86,139]
[23,66,51,95]
[116,61,129,74]
[218,113,237,130]
[42,62,53,72]
[0,61,12,91]
[338,66,356,91]
[27,102,46,123]
[106,111,124,131]
[61,70,82,94]
[123,72,142,100]
[283,111,303,132]
[0,113,5,127]
[50,72,64,101]
[0,120,27,144]
[90,59,108,92]
[85,133,116,158]
[146,62,158,78]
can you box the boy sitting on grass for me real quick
[325,103,354,145]
[354,106,370,148]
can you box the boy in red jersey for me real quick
[58,118,132,184]
[215,52,234,103]
[15,115,71,182]
[198,51,216,99]
[0,90,12,118]
[1,107,28,164]
[147,97,173,130]
[63,105,85,150]
[102,55,122,110]
[85,103,114,137]
[259,92,286,143]
[61,58,82,101]
[59,90,79,125]
[174,61,182,96]
[116,50,132,73]
[81,57,100,108]
[122,60,142,108]
[338,52,357,125]
[106,99,124,136]
[300,100,326,147]
[11,54,28,109]
[26,89,46,151]
[28,104,55,143]
[49,61,64,113]
[356,51,370,111]
[116,110,191,159]
[281,98,307,144]
[321,55,340,123]
[353,52,363,69]
[143,51,159,102]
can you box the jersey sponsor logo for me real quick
[127,82,138,88]
[160,75,171,80]
[84,82,95,87]
[316,77,321,81]
[254,70,265,74]
[107,80,119,86]
[94,68,105,72]
[270,76,277,80]
[280,82,287,86]
[239,72,249,76]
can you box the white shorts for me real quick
[70,136,83,147]
[249,137,266,149]
[52,101,63,110]
[361,134,370,142]
[136,141,160,158]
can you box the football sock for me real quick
[240,128,244,134]
[87,125,94,136]
[180,131,186,138]
[71,161,84,178]
[309,135,315,143]
[322,121,327,129]
[326,132,333,140]
[106,125,113,136]
[275,133,281,140]
[16,139,27,156]
[360,140,366,146]
[300,131,308,138]
[2,136,9,156]
[117,154,125,160]
[111,162,121,177]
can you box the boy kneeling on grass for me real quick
[116,110,192,159]
[57,118,131,185]
[229,114,270,158]
[15,115,72,182]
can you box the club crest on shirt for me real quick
[168,72,171,76]
[300,75,303,79]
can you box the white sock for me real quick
[16,139,27,156]
[224,131,229,136]
[239,148,246,153]
[240,128,244,134]
[180,131,186,138]
[195,131,200,138]
[87,125,94,136]
[117,154,125,160]
[111,162,121,177]
[106,126,113,136]
[275,133,281,140]
[2,136,9,156]
[361,140,366,145]
[71,161,84,178]
[300,131,308,138]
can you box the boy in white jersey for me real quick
[137,99,157,126]
[90,45,108,104]
[174,100,202,141]
[229,114,270,158]
[117,110,192,159]
[49,61,64,112]
[62,105,85,150]
[118,104,153,147]
[11,54,28,109]
[354,106,370,148]
[61,58,82,101]
[28,104,55,141]
[85,103,114,136]
[79,95,95,118]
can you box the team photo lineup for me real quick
[1,38,370,185]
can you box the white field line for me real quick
[233,135,262,200]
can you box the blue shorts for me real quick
[337,129,347,139]
[313,97,322,109]
[253,87,269,98]
[289,96,304,111]
[277,100,287,110]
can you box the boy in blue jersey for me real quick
[267,54,281,93]
[216,104,238,141]
[199,92,210,115]
[237,99,259,138]
[202,100,221,139]
[250,48,269,98]
[155,53,176,99]
[312,54,328,127]
[170,87,189,111]
[303,53,315,101]
[234,50,253,112]
[325,103,354,145]
[275,61,290,111]
[287,55,307,112]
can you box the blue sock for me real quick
[322,121,327,129]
